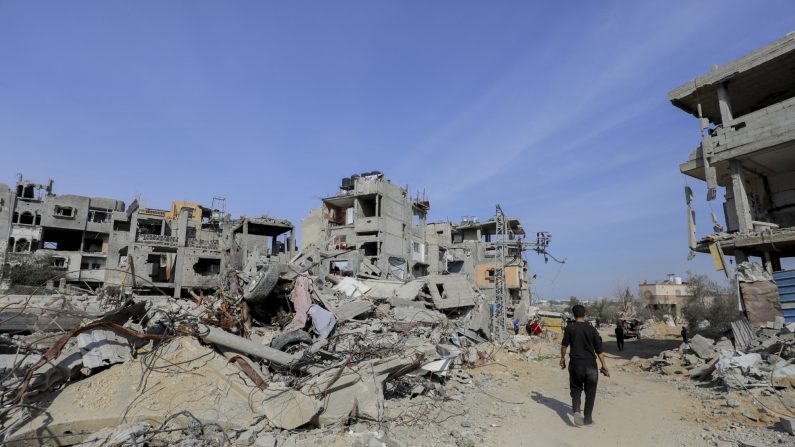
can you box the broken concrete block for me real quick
[254,433,277,447]
[395,280,425,300]
[72,422,152,447]
[333,300,374,322]
[392,307,447,325]
[262,389,322,430]
[688,334,716,360]
[8,337,278,446]
[77,328,134,369]
[334,277,371,298]
[29,342,83,391]
[0,353,42,377]
[387,297,427,309]
[688,363,714,380]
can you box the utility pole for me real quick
[491,204,508,341]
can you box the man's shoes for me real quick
[572,411,584,426]
[584,417,594,426]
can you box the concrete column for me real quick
[763,251,774,275]
[730,160,754,233]
[772,256,782,272]
[242,220,249,260]
[289,227,296,253]
[734,249,748,265]
[177,210,189,247]
[717,83,733,124]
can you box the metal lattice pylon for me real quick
[491,204,508,341]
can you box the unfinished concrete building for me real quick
[301,172,430,280]
[671,32,795,322]
[300,172,538,317]
[426,217,532,307]
[1,175,295,297]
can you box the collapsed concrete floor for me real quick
[7,318,795,446]
[2,251,795,446]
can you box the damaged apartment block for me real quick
[0,170,557,445]
[671,32,795,324]
[0,175,296,298]
[299,172,546,326]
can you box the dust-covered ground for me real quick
[290,325,795,447]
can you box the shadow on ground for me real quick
[598,330,684,361]
[530,391,575,427]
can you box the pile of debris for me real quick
[636,317,795,433]
[0,258,502,446]
[641,318,795,388]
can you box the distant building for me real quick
[639,274,693,317]
[0,175,295,297]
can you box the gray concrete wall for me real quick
[0,184,13,279]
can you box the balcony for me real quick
[137,233,179,247]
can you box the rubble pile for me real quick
[634,317,795,436]
[0,258,510,446]
[639,318,795,390]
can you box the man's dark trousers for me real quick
[569,360,599,422]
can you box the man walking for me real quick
[681,326,688,344]
[614,324,625,351]
[560,305,609,426]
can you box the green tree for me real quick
[2,255,57,287]
[681,272,740,336]
[588,298,620,322]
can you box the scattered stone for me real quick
[780,416,795,436]
[689,334,716,360]
[742,411,760,422]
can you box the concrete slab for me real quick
[333,300,374,322]
[7,336,305,447]
[689,334,716,360]
[77,328,133,369]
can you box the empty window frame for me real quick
[192,258,221,276]
[54,206,75,218]
[18,211,34,225]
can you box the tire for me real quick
[271,330,312,352]
[243,265,280,303]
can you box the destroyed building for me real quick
[0,170,557,446]
[300,172,537,315]
[671,32,795,323]
[0,174,296,297]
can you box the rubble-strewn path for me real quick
[487,348,708,446]
[324,327,793,447]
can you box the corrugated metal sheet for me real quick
[773,269,795,323]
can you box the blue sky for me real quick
[1,1,794,299]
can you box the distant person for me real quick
[513,318,520,335]
[681,326,689,344]
[560,305,609,426]
[614,325,625,351]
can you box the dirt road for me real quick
[311,327,793,446]
[478,330,711,446]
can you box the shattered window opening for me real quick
[193,258,221,276]
[19,211,34,225]
[14,238,30,252]
[54,206,75,218]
